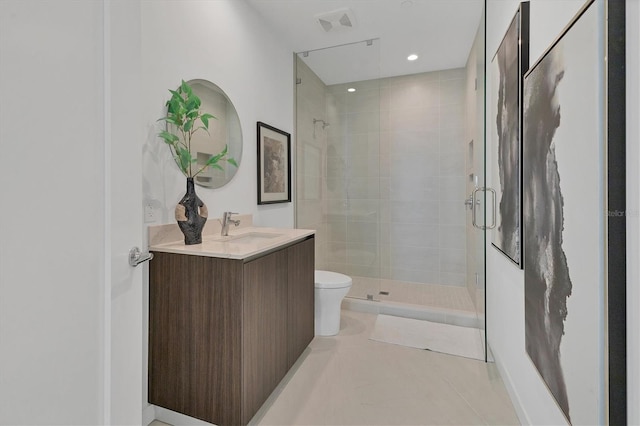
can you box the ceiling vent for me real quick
[315,8,356,33]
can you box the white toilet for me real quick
[314,270,352,336]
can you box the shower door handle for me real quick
[471,187,496,230]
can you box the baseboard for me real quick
[154,406,213,426]
[490,344,531,425]
[142,404,156,426]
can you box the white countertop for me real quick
[149,225,315,260]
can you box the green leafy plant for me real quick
[158,80,237,178]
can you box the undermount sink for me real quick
[150,224,315,260]
[225,232,283,244]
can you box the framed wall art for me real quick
[490,1,529,268]
[257,121,291,204]
[522,0,626,424]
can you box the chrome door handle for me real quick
[471,187,497,230]
[485,187,496,230]
[129,247,154,267]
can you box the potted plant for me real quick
[158,80,237,245]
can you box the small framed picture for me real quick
[257,121,291,204]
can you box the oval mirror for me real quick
[186,79,242,188]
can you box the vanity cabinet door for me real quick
[148,252,243,425]
[149,236,315,425]
[241,249,288,424]
[287,237,315,368]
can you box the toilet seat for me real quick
[315,270,352,289]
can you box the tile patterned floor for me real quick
[150,310,519,426]
[251,310,519,425]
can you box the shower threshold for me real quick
[343,297,480,329]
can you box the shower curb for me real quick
[342,297,481,329]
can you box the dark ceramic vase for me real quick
[175,177,208,245]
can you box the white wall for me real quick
[0,1,106,423]
[486,0,640,424]
[141,0,295,230]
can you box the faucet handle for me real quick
[221,212,241,236]
[222,211,238,219]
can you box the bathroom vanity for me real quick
[148,223,315,425]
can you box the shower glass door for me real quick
[466,4,488,360]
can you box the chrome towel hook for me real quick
[129,247,154,267]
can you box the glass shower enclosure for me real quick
[295,9,488,359]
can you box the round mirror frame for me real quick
[186,79,242,189]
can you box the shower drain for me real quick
[366,291,389,300]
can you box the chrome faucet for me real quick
[221,211,240,236]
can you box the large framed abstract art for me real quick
[490,2,529,267]
[522,0,626,424]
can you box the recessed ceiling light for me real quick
[347,87,356,92]
[407,54,418,61]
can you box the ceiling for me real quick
[245,0,484,85]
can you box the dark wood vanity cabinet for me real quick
[148,236,314,426]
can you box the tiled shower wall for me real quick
[296,58,467,287]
